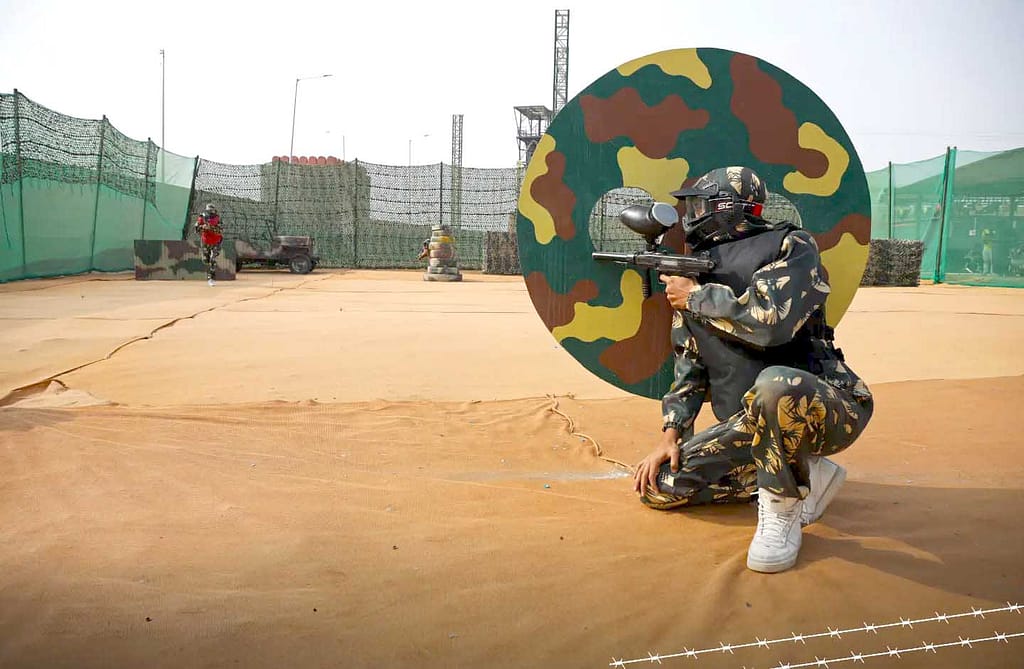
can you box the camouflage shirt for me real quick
[662,229,870,435]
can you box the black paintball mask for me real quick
[670,166,769,250]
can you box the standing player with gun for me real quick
[619,166,873,573]
[195,203,224,287]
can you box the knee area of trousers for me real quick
[750,366,803,407]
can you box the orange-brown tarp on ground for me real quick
[1,270,1022,668]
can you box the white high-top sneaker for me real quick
[747,489,804,573]
[207,278,216,287]
[801,456,847,526]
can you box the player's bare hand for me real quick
[659,274,697,310]
[633,436,680,497]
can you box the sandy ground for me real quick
[1,269,1023,668]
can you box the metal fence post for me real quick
[271,159,284,236]
[89,116,108,269]
[933,147,952,283]
[182,157,200,240]
[887,161,894,239]
[934,146,957,283]
[13,90,26,276]
[352,159,360,267]
[141,139,153,239]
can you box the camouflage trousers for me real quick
[642,365,873,509]
[201,243,221,281]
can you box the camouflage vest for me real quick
[685,225,838,420]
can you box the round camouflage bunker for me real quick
[516,47,871,400]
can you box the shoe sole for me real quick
[746,553,798,573]
[640,491,692,510]
[801,465,847,526]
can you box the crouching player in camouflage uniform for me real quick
[195,203,223,286]
[633,167,874,574]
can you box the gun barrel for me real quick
[653,255,715,273]
[591,251,635,263]
[593,250,714,275]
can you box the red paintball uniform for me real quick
[195,213,223,281]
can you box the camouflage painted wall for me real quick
[134,240,236,281]
[482,231,520,275]
[861,239,923,287]
[516,47,871,400]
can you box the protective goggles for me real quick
[682,194,763,223]
[682,196,709,224]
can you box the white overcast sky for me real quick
[1,0,1021,172]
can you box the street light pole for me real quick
[408,133,430,166]
[289,73,332,161]
[407,133,430,225]
[159,48,165,181]
[160,49,165,151]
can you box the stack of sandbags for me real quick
[423,226,463,282]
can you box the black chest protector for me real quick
[686,225,837,420]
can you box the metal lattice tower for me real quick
[514,105,551,171]
[553,9,569,116]
[451,113,463,228]
[513,9,569,175]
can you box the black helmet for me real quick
[670,166,767,249]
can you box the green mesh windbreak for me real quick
[0,90,195,282]
[147,150,197,241]
[893,153,949,280]
[5,89,1020,286]
[865,165,892,240]
[439,164,520,268]
[866,147,1024,287]
[942,147,1024,287]
[191,159,521,270]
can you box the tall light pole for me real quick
[408,133,430,166]
[160,49,165,151]
[289,73,332,161]
[159,49,165,181]
[407,133,430,225]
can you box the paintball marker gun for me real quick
[592,202,715,298]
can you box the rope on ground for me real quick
[545,394,634,474]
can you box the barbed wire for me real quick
[610,602,1022,667]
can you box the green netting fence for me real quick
[189,158,520,270]
[0,90,525,281]
[866,146,1024,288]
[3,90,1022,287]
[0,91,195,281]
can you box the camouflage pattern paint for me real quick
[134,240,236,281]
[516,48,871,400]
